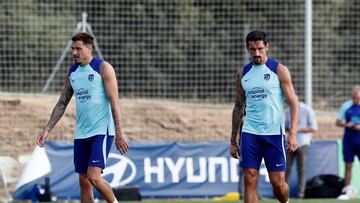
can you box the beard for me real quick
[252,56,262,65]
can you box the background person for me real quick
[285,101,318,199]
[336,86,360,199]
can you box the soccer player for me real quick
[336,85,360,199]
[230,31,298,203]
[36,32,128,203]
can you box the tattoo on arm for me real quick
[111,105,124,135]
[231,98,245,144]
[46,78,73,131]
[230,72,245,145]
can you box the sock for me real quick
[112,199,119,203]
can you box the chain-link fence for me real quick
[1,0,359,109]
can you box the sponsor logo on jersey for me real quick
[88,74,94,81]
[248,87,267,101]
[264,74,270,81]
[76,88,91,102]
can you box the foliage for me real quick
[0,0,359,108]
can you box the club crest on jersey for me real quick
[88,74,94,81]
[264,74,270,81]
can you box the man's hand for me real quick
[344,122,360,131]
[115,133,128,154]
[345,122,354,128]
[287,133,298,153]
[36,129,49,147]
[354,125,360,131]
[230,143,240,159]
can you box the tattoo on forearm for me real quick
[111,106,123,134]
[47,85,73,130]
[231,98,245,144]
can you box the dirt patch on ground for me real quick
[0,94,343,156]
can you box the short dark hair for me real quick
[246,31,268,46]
[71,32,94,47]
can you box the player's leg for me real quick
[344,163,353,186]
[263,134,288,203]
[79,173,94,203]
[269,171,288,203]
[337,140,355,199]
[240,132,263,203]
[74,138,95,203]
[87,166,117,203]
[243,168,259,203]
[342,139,354,186]
[296,145,308,198]
[87,134,117,203]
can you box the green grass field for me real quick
[119,199,360,203]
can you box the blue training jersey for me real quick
[345,104,360,139]
[241,58,285,135]
[337,100,352,121]
[69,57,115,139]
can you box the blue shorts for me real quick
[343,138,360,163]
[74,135,114,174]
[240,132,286,172]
